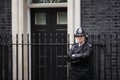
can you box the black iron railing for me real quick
[0,34,12,80]
[0,33,120,80]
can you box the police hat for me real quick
[74,28,86,37]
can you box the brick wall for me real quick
[0,0,12,80]
[81,0,120,34]
[81,0,120,80]
[0,0,11,34]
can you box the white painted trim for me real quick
[27,8,32,80]
[74,0,81,43]
[12,0,18,79]
[28,3,67,8]
[12,0,28,80]
[18,1,23,79]
[12,0,81,80]
[74,0,81,31]
[68,0,74,44]
[68,0,81,44]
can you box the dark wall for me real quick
[81,0,120,34]
[0,0,11,34]
[0,0,12,80]
[81,0,120,80]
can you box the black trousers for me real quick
[69,66,92,80]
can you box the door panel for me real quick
[31,8,67,80]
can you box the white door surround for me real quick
[12,0,81,80]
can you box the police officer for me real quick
[68,28,93,80]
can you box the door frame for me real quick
[31,8,67,80]
[12,0,81,80]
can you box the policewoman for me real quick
[68,28,93,80]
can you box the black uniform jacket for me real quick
[68,42,93,64]
[67,42,93,80]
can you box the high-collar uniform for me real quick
[68,42,93,80]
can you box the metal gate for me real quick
[89,33,120,80]
[0,34,12,80]
[31,33,67,80]
[0,33,120,80]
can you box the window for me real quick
[32,0,67,3]
[35,13,46,25]
[57,12,67,24]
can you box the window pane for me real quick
[35,13,46,25]
[32,0,44,3]
[32,0,67,3]
[57,12,67,24]
[57,0,67,3]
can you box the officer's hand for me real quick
[72,54,82,58]
[72,54,75,57]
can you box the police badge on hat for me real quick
[78,28,82,34]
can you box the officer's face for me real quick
[76,35,85,44]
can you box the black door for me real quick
[31,8,67,80]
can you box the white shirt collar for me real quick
[79,41,85,46]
